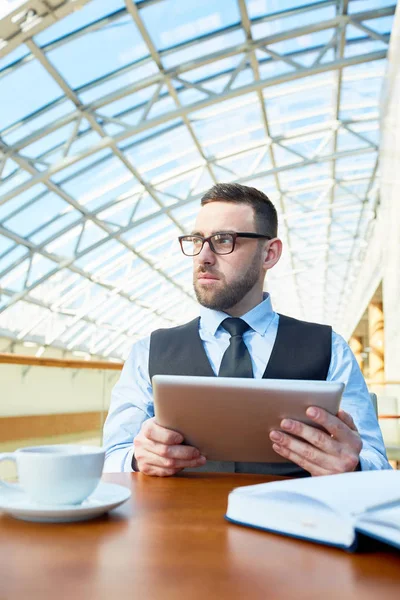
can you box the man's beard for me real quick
[193,250,262,311]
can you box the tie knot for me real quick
[221,317,251,338]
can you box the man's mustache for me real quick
[195,267,223,278]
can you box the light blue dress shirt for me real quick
[103,294,390,473]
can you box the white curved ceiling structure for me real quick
[0,0,396,359]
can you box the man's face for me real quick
[192,202,265,311]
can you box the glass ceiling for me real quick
[0,0,396,359]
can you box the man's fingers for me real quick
[134,418,207,476]
[144,438,202,461]
[305,407,360,445]
[276,419,341,455]
[142,417,184,445]
[271,444,331,477]
[140,450,206,470]
[270,427,359,473]
[139,464,184,477]
[269,430,341,472]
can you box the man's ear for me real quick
[262,238,282,272]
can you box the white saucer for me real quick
[0,481,131,523]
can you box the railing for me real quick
[0,352,123,370]
[366,381,400,385]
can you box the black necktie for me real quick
[218,318,253,378]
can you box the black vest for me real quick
[149,314,332,476]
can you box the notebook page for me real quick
[226,490,355,546]
[358,506,400,530]
[356,507,400,550]
[231,470,400,517]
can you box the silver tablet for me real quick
[153,376,344,463]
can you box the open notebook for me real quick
[225,470,400,552]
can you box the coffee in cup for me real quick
[0,444,105,505]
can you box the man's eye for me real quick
[214,235,231,245]
[191,237,202,246]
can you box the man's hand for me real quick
[269,407,362,476]
[133,417,207,476]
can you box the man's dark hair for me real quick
[200,183,278,238]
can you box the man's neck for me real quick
[223,291,265,318]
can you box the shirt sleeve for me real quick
[102,336,153,472]
[328,332,391,471]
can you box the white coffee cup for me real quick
[0,444,105,505]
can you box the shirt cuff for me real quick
[124,447,136,472]
[359,451,392,471]
[103,447,134,473]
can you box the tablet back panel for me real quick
[153,376,344,463]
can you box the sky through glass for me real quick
[0,0,396,359]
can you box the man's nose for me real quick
[197,240,216,265]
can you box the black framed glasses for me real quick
[178,232,272,256]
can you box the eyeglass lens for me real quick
[181,233,235,255]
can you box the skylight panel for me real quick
[0,234,13,255]
[349,121,379,145]
[247,0,326,19]
[0,244,28,276]
[0,300,45,337]
[344,38,388,58]
[34,0,126,47]
[0,167,31,198]
[123,124,197,176]
[47,16,146,89]
[155,171,204,205]
[0,57,64,132]
[269,110,332,138]
[335,153,377,179]
[42,273,89,307]
[251,5,336,40]
[79,61,159,106]
[273,143,306,165]
[29,210,82,246]
[21,120,84,160]
[140,0,240,50]
[3,191,70,238]
[279,162,330,189]
[59,154,136,210]
[25,255,58,287]
[178,54,244,85]
[191,93,261,145]
[97,195,141,227]
[50,147,112,184]
[170,199,201,224]
[128,275,166,301]
[161,29,246,70]
[0,157,18,181]
[1,99,76,146]
[360,15,394,34]
[1,256,31,293]
[149,154,205,185]
[0,42,30,71]
[348,1,395,15]
[0,182,47,220]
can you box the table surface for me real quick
[1,472,400,600]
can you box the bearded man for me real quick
[103,183,389,476]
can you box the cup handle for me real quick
[0,453,18,490]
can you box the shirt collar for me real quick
[199,292,275,337]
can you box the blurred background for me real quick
[1,0,399,477]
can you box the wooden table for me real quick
[1,473,400,600]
